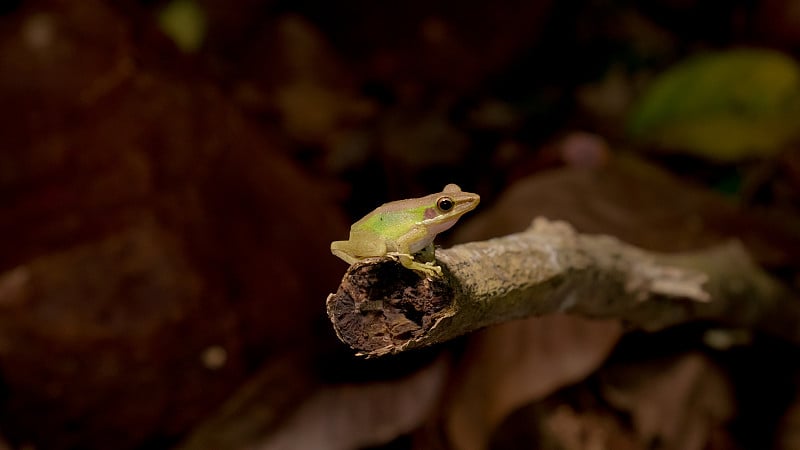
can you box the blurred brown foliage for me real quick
[1,0,800,449]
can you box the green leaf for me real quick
[627,49,800,161]
[157,0,206,53]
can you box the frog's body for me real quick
[331,184,480,276]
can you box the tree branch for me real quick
[326,218,798,357]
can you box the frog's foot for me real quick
[414,244,437,264]
[387,252,442,277]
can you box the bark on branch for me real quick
[326,218,798,357]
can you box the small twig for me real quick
[327,218,798,357]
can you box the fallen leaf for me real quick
[542,404,642,450]
[455,156,800,268]
[599,353,735,450]
[251,357,448,450]
[445,315,623,450]
[0,2,348,448]
[776,387,800,450]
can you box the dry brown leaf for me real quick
[0,1,348,448]
[445,315,623,450]
[252,357,448,450]
[776,394,800,450]
[543,404,642,450]
[455,156,800,268]
[600,353,735,450]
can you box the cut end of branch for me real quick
[326,258,456,357]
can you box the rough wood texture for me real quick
[328,218,797,357]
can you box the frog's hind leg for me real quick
[331,235,387,265]
[330,242,361,265]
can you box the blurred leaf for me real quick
[776,380,800,450]
[454,155,800,268]
[445,316,622,450]
[157,0,206,53]
[600,353,735,450]
[0,2,350,448]
[541,404,642,450]
[627,49,800,161]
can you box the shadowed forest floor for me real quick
[1,1,800,449]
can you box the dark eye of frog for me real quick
[437,197,454,212]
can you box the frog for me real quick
[331,184,480,277]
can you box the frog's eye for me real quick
[437,197,454,211]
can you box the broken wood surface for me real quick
[327,217,798,357]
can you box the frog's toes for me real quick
[386,251,413,260]
[423,261,442,273]
[415,262,442,277]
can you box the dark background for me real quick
[1,1,800,449]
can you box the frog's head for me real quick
[422,184,480,233]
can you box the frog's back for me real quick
[350,200,425,240]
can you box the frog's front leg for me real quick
[414,243,437,264]
[385,252,442,277]
[388,236,443,276]
[385,227,442,277]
